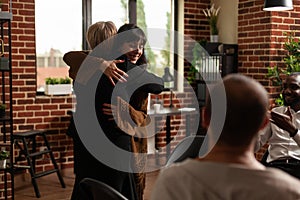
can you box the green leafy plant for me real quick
[45,77,71,85]
[275,94,284,106]
[0,150,9,160]
[187,42,202,84]
[267,32,300,106]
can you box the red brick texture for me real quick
[8,0,74,173]
[1,1,298,196]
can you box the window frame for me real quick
[36,0,182,93]
[82,0,181,91]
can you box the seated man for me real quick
[256,72,300,179]
[151,74,300,200]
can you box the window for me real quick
[36,0,181,92]
[35,0,82,91]
[136,0,173,78]
[92,0,178,86]
[92,1,128,29]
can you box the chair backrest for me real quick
[166,135,205,167]
[78,178,128,200]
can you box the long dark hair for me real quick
[117,23,147,66]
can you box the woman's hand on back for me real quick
[102,60,128,86]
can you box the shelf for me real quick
[0,13,13,200]
[0,12,12,20]
[0,115,11,121]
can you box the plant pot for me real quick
[45,84,72,95]
[0,159,7,169]
[210,35,219,43]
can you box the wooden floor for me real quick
[13,168,160,200]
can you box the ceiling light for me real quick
[263,0,293,11]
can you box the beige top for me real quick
[151,159,300,200]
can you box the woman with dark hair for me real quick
[96,23,164,199]
[116,23,148,66]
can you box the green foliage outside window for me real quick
[187,42,202,84]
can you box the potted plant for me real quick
[44,77,72,95]
[188,42,203,84]
[267,32,300,106]
[0,103,6,118]
[203,4,221,43]
[0,149,9,169]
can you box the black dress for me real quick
[94,58,164,199]
[68,54,163,200]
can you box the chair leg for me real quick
[14,130,66,198]
[42,133,66,188]
[21,137,41,198]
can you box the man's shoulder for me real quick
[160,159,196,173]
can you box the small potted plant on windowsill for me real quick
[0,149,9,169]
[0,103,6,118]
[44,77,72,95]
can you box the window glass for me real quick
[92,0,173,78]
[137,0,173,78]
[35,0,82,91]
[35,0,176,91]
[92,1,128,30]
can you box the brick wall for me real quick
[0,0,74,198]
[9,0,74,171]
[183,0,300,160]
[4,0,206,178]
[184,0,211,73]
[1,0,206,184]
[238,0,300,98]
[237,0,300,159]
[1,0,298,198]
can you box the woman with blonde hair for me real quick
[64,21,127,86]
[65,21,128,200]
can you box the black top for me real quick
[95,58,164,149]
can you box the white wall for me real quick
[213,0,238,44]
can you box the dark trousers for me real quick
[266,159,300,180]
[67,119,138,200]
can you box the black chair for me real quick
[13,130,65,198]
[166,135,205,167]
[77,178,128,200]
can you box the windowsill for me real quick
[36,87,74,97]
[35,92,75,98]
